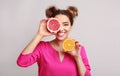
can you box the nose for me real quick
[59,25,64,31]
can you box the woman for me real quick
[17,6,91,76]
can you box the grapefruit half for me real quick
[47,18,61,33]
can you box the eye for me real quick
[63,23,69,26]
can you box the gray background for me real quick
[0,0,120,76]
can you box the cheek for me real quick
[66,27,72,31]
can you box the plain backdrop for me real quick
[0,0,120,76]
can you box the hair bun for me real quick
[67,6,78,18]
[46,6,58,18]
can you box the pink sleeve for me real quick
[17,42,43,67]
[80,46,91,76]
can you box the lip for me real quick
[57,32,65,37]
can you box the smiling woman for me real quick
[17,6,91,76]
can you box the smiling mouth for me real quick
[57,32,65,37]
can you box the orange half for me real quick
[62,38,75,51]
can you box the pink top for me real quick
[17,41,91,76]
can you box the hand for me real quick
[66,40,81,58]
[37,19,53,37]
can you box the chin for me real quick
[56,36,68,41]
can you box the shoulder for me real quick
[37,41,50,50]
[34,41,51,53]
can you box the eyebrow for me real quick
[62,22,69,24]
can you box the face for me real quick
[54,14,72,41]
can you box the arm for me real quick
[22,19,52,54]
[22,34,43,54]
[74,56,87,76]
[67,41,91,76]
[74,47,91,76]
[17,19,52,67]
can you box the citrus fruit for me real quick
[62,38,75,51]
[47,18,61,33]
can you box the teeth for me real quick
[58,32,64,36]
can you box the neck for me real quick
[53,39,63,47]
[50,38,65,52]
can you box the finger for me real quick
[76,42,81,47]
[51,32,57,35]
[75,41,81,48]
[41,18,48,23]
